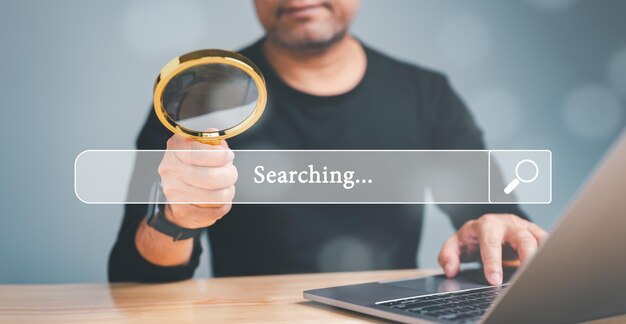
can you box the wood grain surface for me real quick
[0,269,623,323]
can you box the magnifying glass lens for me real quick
[162,63,259,132]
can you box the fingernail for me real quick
[489,272,502,285]
[444,263,454,276]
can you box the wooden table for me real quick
[1,269,624,323]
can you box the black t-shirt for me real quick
[108,39,524,282]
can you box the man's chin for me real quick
[270,28,348,52]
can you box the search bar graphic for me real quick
[75,150,551,204]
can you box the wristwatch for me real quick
[146,181,204,241]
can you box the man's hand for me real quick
[135,133,237,267]
[158,134,238,228]
[438,214,548,285]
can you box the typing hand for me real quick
[437,214,548,285]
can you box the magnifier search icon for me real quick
[504,159,539,195]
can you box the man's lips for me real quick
[278,3,330,19]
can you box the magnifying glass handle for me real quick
[504,178,520,195]
[198,138,221,146]
[197,129,222,146]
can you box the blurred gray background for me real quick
[1,0,625,283]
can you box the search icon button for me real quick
[504,159,539,195]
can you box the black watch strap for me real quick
[146,181,204,241]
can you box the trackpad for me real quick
[382,268,515,293]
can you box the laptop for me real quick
[304,130,626,323]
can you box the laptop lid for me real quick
[484,130,626,323]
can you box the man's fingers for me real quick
[447,215,548,286]
[178,163,239,190]
[506,229,538,264]
[162,178,236,203]
[168,136,234,167]
[175,149,234,167]
[438,234,461,278]
[476,221,505,285]
[528,223,549,245]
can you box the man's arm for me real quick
[108,204,204,282]
[108,110,203,282]
[427,75,547,285]
[427,74,528,224]
[108,111,235,283]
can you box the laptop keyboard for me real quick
[377,285,507,323]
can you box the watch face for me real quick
[146,203,160,227]
[146,180,164,227]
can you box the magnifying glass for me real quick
[153,49,267,144]
[504,159,539,195]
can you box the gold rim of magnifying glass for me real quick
[153,49,267,144]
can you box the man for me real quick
[109,0,547,285]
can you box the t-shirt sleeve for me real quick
[107,108,204,283]
[428,75,529,229]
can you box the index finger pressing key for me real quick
[477,224,505,285]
